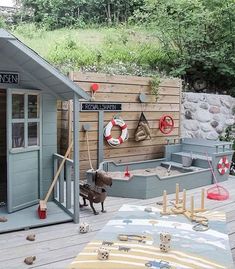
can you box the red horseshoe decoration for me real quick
[159,115,174,134]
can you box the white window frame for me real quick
[8,89,41,153]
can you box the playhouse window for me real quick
[12,94,24,119]
[11,93,40,149]
[12,123,25,148]
[28,122,39,146]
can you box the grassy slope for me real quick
[13,25,166,75]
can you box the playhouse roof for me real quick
[0,29,90,100]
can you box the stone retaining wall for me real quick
[0,6,18,22]
[181,93,235,140]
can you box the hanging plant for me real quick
[150,75,161,101]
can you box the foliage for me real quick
[132,0,235,94]
[20,0,144,29]
[219,126,235,147]
[150,75,161,100]
[0,16,6,28]
[13,25,166,75]
[12,23,45,39]
[219,126,235,174]
[13,0,235,94]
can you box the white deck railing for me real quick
[53,153,74,218]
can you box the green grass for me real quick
[13,24,170,75]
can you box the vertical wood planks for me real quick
[57,72,181,180]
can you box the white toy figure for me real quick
[160,242,171,252]
[160,232,171,253]
[97,247,110,260]
[79,222,90,234]
[160,232,171,243]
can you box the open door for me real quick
[0,90,7,205]
[7,89,41,212]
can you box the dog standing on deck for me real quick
[79,171,112,215]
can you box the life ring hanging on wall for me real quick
[159,115,174,134]
[217,156,230,175]
[104,118,128,147]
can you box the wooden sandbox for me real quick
[87,158,211,199]
[87,138,233,199]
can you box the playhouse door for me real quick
[7,90,41,212]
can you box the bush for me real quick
[46,28,169,75]
[132,0,235,93]
[13,23,45,39]
[219,126,235,175]
[0,16,6,28]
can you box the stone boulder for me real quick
[183,120,199,131]
[195,110,211,122]
[207,95,221,107]
[209,106,220,114]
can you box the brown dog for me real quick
[80,171,112,215]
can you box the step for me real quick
[171,152,210,169]
[172,151,212,161]
[161,161,205,172]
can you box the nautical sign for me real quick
[0,72,19,85]
[81,103,122,111]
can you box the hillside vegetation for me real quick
[13,24,166,76]
[3,0,235,95]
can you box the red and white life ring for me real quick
[104,118,128,147]
[217,156,230,175]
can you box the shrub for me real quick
[0,16,6,28]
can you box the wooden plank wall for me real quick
[58,72,181,179]
[0,89,7,202]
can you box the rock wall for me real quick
[0,6,18,23]
[181,93,235,140]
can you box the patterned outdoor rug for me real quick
[69,204,234,269]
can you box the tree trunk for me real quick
[107,3,112,25]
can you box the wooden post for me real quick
[73,93,80,223]
[66,162,72,209]
[190,196,194,219]
[163,190,167,214]
[175,183,179,204]
[53,157,58,197]
[59,165,64,203]
[68,100,72,159]
[182,189,186,211]
[98,111,104,165]
[201,188,205,210]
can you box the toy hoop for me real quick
[217,156,230,175]
[159,115,174,134]
[104,118,128,147]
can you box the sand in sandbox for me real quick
[105,166,182,180]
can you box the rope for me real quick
[86,131,94,170]
[206,152,219,186]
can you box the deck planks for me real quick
[0,177,235,268]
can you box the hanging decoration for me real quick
[135,112,151,142]
[90,83,99,101]
[159,115,174,134]
[104,117,128,147]
[217,156,230,175]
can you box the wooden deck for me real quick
[0,202,72,233]
[0,178,235,269]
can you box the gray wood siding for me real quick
[0,90,6,203]
[41,93,57,198]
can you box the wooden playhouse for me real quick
[0,29,90,232]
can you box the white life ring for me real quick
[217,156,230,175]
[104,118,128,147]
